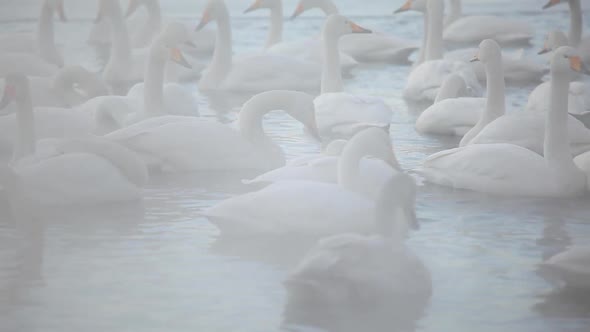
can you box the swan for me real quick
[542,246,590,290]
[528,31,590,115]
[204,128,402,235]
[285,173,431,306]
[395,0,481,102]
[443,0,533,46]
[291,0,418,63]
[243,0,358,72]
[195,0,320,92]
[0,73,146,206]
[106,90,320,172]
[415,74,484,137]
[314,15,392,137]
[0,66,108,112]
[417,47,588,197]
[0,0,66,68]
[543,0,590,66]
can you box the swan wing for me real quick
[416,98,484,136]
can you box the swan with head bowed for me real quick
[394,0,481,103]
[106,90,320,172]
[418,47,589,197]
[0,0,67,77]
[195,0,320,93]
[543,0,590,66]
[243,0,358,73]
[204,128,404,236]
[527,31,590,115]
[285,173,431,307]
[314,15,393,137]
[542,246,590,290]
[0,73,146,206]
[291,0,418,63]
[443,0,533,46]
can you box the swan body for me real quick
[418,47,588,197]
[196,0,320,92]
[107,90,319,172]
[444,16,533,46]
[204,128,400,235]
[527,81,589,115]
[416,98,484,136]
[543,246,590,290]
[291,0,417,63]
[285,173,430,305]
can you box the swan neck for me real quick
[545,72,573,166]
[483,57,506,123]
[337,145,362,192]
[143,45,166,117]
[319,1,339,15]
[13,89,36,161]
[321,33,343,94]
[568,0,582,46]
[201,9,233,90]
[266,4,283,48]
[238,94,290,143]
[415,11,429,67]
[37,2,58,65]
[446,0,462,26]
[107,3,132,73]
[426,1,444,61]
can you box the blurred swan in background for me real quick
[204,128,401,235]
[313,15,392,137]
[291,0,418,63]
[543,0,590,66]
[106,90,319,172]
[0,73,146,206]
[395,0,481,102]
[542,246,590,290]
[285,173,431,307]
[418,47,588,197]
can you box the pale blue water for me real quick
[1,1,590,332]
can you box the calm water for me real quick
[1,1,590,331]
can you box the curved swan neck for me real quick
[568,0,582,46]
[321,26,343,93]
[200,4,233,90]
[545,71,573,166]
[37,1,60,66]
[266,3,284,48]
[238,92,293,143]
[143,41,167,118]
[13,84,36,161]
[426,0,444,61]
[136,0,162,47]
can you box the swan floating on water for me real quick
[418,46,589,197]
[542,246,590,290]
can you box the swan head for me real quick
[54,66,110,107]
[470,39,501,65]
[47,0,67,22]
[151,37,193,69]
[393,0,426,14]
[196,0,227,31]
[551,46,590,78]
[323,14,372,40]
[376,172,419,239]
[342,127,400,170]
[0,73,29,113]
[290,0,336,19]
[159,22,192,48]
[538,31,569,55]
[244,0,280,13]
[543,0,565,9]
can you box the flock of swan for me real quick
[0,0,589,313]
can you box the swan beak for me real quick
[393,0,412,14]
[542,0,561,9]
[244,0,262,14]
[350,22,372,34]
[570,56,590,75]
[125,0,141,18]
[290,3,305,20]
[470,55,480,63]
[538,47,551,55]
[0,85,16,111]
[56,0,67,22]
[195,11,212,31]
[170,48,192,69]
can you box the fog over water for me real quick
[0,0,590,332]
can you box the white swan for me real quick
[291,0,418,63]
[204,128,402,235]
[285,173,431,305]
[542,246,590,290]
[314,15,392,137]
[195,0,320,92]
[243,0,358,72]
[543,0,590,66]
[0,0,66,68]
[528,31,590,115]
[395,0,481,102]
[443,0,533,46]
[106,90,319,172]
[0,66,108,111]
[415,74,484,137]
[0,73,146,206]
[418,47,588,197]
